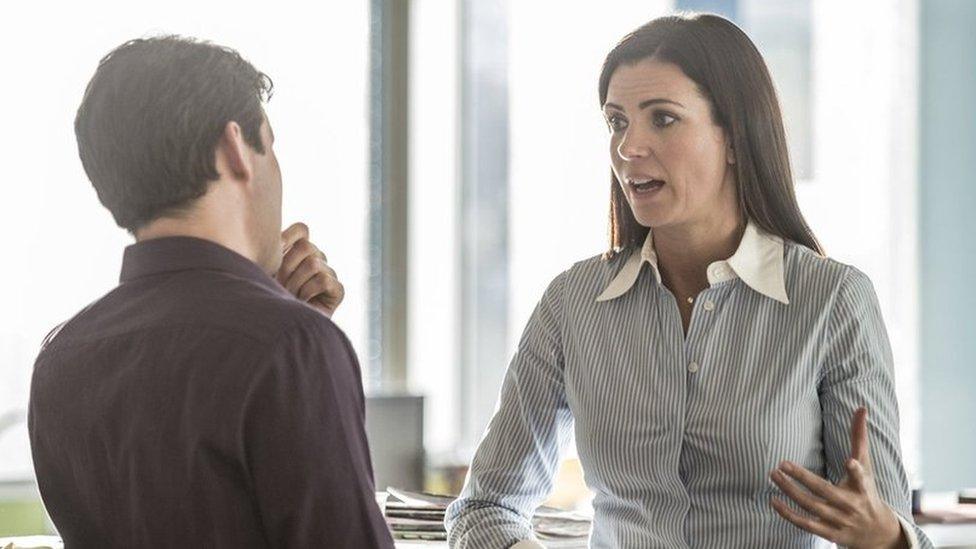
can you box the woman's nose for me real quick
[616,128,652,161]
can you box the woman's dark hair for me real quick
[599,13,823,256]
[75,35,273,232]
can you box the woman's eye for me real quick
[607,114,627,132]
[653,112,677,128]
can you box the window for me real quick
[2,0,923,508]
[411,0,921,482]
[676,0,921,478]
[407,0,460,455]
[0,2,370,485]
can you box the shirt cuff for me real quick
[893,509,920,549]
[510,540,546,549]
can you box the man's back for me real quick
[29,236,394,548]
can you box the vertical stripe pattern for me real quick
[445,241,931,548]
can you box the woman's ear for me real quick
[726,139,736,166]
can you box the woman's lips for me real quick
[628,179,665,196]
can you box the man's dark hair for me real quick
[75,35,273,232]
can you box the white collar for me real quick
[595,219,790,304]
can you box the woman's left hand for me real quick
[769,406,908,549]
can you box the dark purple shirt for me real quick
[28,237,395,549]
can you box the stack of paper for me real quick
[379,488,591,548]
[380,488,451,543]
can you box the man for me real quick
[28,36,395,548]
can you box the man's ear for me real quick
[216,121,253,182]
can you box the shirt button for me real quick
[703,300,715,311]
[688,362,700,373]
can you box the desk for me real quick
[921,523,976,548]
[918,492,976,548]
[0,536,61,549]
[1,531,973,549]
[389,526,976,549]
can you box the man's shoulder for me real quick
[263,297,350,351]
[38,271,340,357]
[240,299,361,398]
[165,273,353,366]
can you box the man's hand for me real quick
[276,222,345,317]
[769,407,908,549]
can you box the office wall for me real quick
[919,0,976,491]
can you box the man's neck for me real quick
[135,217,260,268]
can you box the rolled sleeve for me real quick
[894,509,920,548]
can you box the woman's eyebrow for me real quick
[603,98,685,111]
[639,98,684,109]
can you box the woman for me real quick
[445,13,930,549]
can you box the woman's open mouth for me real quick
[628,177,666,195]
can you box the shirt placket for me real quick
[674,282,724,499]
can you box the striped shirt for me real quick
[446,221,931,548]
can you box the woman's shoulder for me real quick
[568,249,631,276]
[783,241,876,306]
[539,249,636,304]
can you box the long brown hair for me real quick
[599,13,823,257]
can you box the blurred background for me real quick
[1,0,973,537]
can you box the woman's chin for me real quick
[631,208,672,229]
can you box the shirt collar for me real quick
[119,236,287,296]
[595,219,790,304]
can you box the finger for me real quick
[280,222,310,253]
[310,281,345,315]
[778,462,856,513]
[770,469,849,528]
[770,498,840,543]
[298,272,344,305]
[277,239,317,284]
[850,406,871,467]
[284,255,333,295]
[282,253,333,293]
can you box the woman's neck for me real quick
[653,215,746,300]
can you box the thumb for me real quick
[280,222,310,253]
